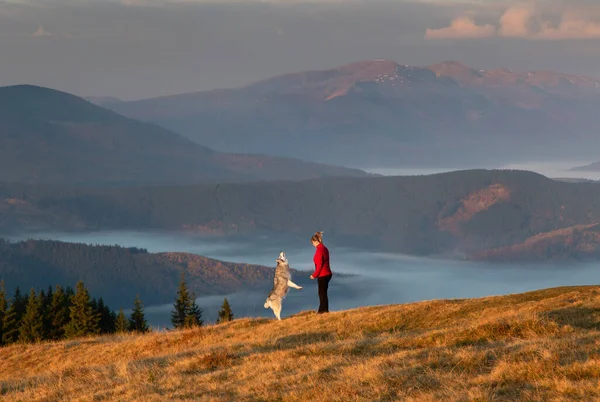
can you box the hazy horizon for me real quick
[2,0,600,99]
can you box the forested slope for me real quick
[3,170,600,259]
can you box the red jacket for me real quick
[312,243,332,278]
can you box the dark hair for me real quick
[311,231,324,244]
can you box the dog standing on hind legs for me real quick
[264,251,302,320]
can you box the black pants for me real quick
[317,274,332,313]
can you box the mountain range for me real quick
[0,85,369,186]
[102,60,600,168]
[4,169,600,261]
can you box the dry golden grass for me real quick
[2,286,600,401]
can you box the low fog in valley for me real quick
[9,230,600,328]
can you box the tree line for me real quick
[0,274,234,347]
[0,238,272,307]
[170,273,233,330]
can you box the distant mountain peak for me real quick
[0,84,123,124]
[1,84,75,98]
[429,61,483,83]
[248,59,442,101]
[244,59,415,101]
[430,60,471,70]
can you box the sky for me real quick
[2,0,600,100]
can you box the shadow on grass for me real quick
[274,332,335,349]
[249,331,336,355]
[488,379,537,401]
[0,374,57,396]
[380,364,442,400]
[178,350,240,375]
[544,307,600,330]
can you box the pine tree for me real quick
[217,297,234,324]
[90,298,98,316]
[47,285,70,340]
[43,286,54,306]
[64,281,100,339]
[109,309,117,332]
[65,286,75,300]
[97,298,116,334]
[41,286,54,338]
[185,293,203,328]
[18,289,44,343]
[171,273,191,329]
[0,282,7,345]
[129,295,149,333]
[115,308,129,333]
[2,287,27,345]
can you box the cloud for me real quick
[498,6,531,37]
[425,16,495,39]
[502,6,600,40]
[427,4,600,40]
[536,15,600,40]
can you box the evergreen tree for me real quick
[18,289,44,343]
[47,285,70,340]
[185,293,203,328]
[109,309,117,332]
[65,286,75,300]
[115,308,129,333]
[43,286,54,306]
[41,286,54,338]
[0,282,7,345]
[38,289,46,307]
[2,287,27,344]
[97,298,116,334]
[64,281,100,339]
[217,297,234,324]
[129,295,149,333]
[171,273,191,329]
[90,298,98,316]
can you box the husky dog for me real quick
[264,251,302,320]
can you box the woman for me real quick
[309,231,333,314]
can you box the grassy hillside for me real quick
[1,286,600,400]
[4,169,600,260]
